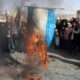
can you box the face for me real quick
[22,22,26,28]
[8,30,10,34]
[63,22,66,26]
[66,28,68,31]
[68,23,72,28]
[55,29,58,32]
[76,18,79,22]
[79,21,80,24]
[72,22,76,26]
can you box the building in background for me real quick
[77,10,80,19]
[56,9,77,20]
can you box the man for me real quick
[73,21,80,55]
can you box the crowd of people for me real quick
[54,18,80,55]
[5,15,25,53]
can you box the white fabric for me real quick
[55,36,59,46]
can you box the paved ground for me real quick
[0,51,80,80]
[45,55,80,80]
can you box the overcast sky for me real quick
[62,0,80,10]
[24,0,80,10]
[0,0,80,12]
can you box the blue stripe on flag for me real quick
[45,9,55,48]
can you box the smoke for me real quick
[24,0,64,8]
[47,0,64,8]
[0,0,64,15]
[0,0,27,14]
[0,0,63,11]
[0,0,17,14]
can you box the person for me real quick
[72,21,80,55]
[59,19,68,50]
[67,23,73,54]
[64,26,69,52]
[54,29,59,49]
[12,23,19,52]
[68,21,79,55]
[6,30,15,53]
[78,20,80,52]
[19,22,27,53]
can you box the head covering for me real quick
[68,23,72,27]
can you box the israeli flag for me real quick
[35,9,55,48]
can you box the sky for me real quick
[62,0,80,10]
[24,0,80,11]
[0,0,80,12]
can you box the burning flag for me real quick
[20,7,48,80]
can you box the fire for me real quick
[23,74,41,80]
[21,26,47,80]
[33,75,39,80]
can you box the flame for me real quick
[12,10,17,19]
[21,27,47,80]
[24,74,41,80]
[33,75,39,80]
